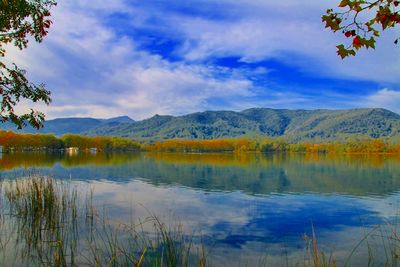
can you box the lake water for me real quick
[1,152,400,266]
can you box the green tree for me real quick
[323,0,400,58]
[1,0,56,129]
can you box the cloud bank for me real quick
[7,0,400,119]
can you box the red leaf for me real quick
[353,36,362,47]
[344,31,352,37]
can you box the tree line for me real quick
[0,131,141,152]
[0,130,399,154]
[148,138,400,154]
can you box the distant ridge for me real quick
[86,108,400,142]
[0,116,135,136]
[1,108,399,142]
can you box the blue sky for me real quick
[8,0,400,119]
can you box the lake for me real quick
[1,152,400,266]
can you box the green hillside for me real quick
[2,108,399,142]
[86,108,400,142]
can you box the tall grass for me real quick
[2,177,78,266]
[84,214,206,267]
[0,176,207,266]
[299,221,400,267]
[301,226,337,267]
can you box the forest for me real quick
[0,131,142,152]
[147,138,400,154]
[1,130,399,154]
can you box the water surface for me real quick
[1,152,400,266]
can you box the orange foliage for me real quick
[0,131,141,152]
[146,139,257,153]
[0,129,398,156]
[0,130,63,151]
[146,138,400,155]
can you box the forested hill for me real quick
[0,116,134,136]
[86,108,400,142]
[1,108,399,142]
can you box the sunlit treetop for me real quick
[323,0,400,58]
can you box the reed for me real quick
[0,176,207,266]
[83,212,206,267]
[301,227,336,267]
[2,176,79,266]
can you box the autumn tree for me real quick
[323,0,400,58]
[1,0,56,129]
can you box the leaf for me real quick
[344,31,353,37]
[364,37,376,49]
[336,45,356,59]
[339,0,349,7]
[336,44,349,59]
[352,36,362,49]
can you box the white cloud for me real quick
[111,64,254,118]
[362,88,400,114]
[4,0,400,120]
[136,0,400,83]
[14,102,125,119]
[6,0,260,120]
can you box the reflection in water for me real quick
[0,152,400,265]
[0,152,141,170]
[1,152,399,196]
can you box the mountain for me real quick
[102,116,134,124]
[2,108,399,142]
[0,116,135,136]
[85,108,400,142]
